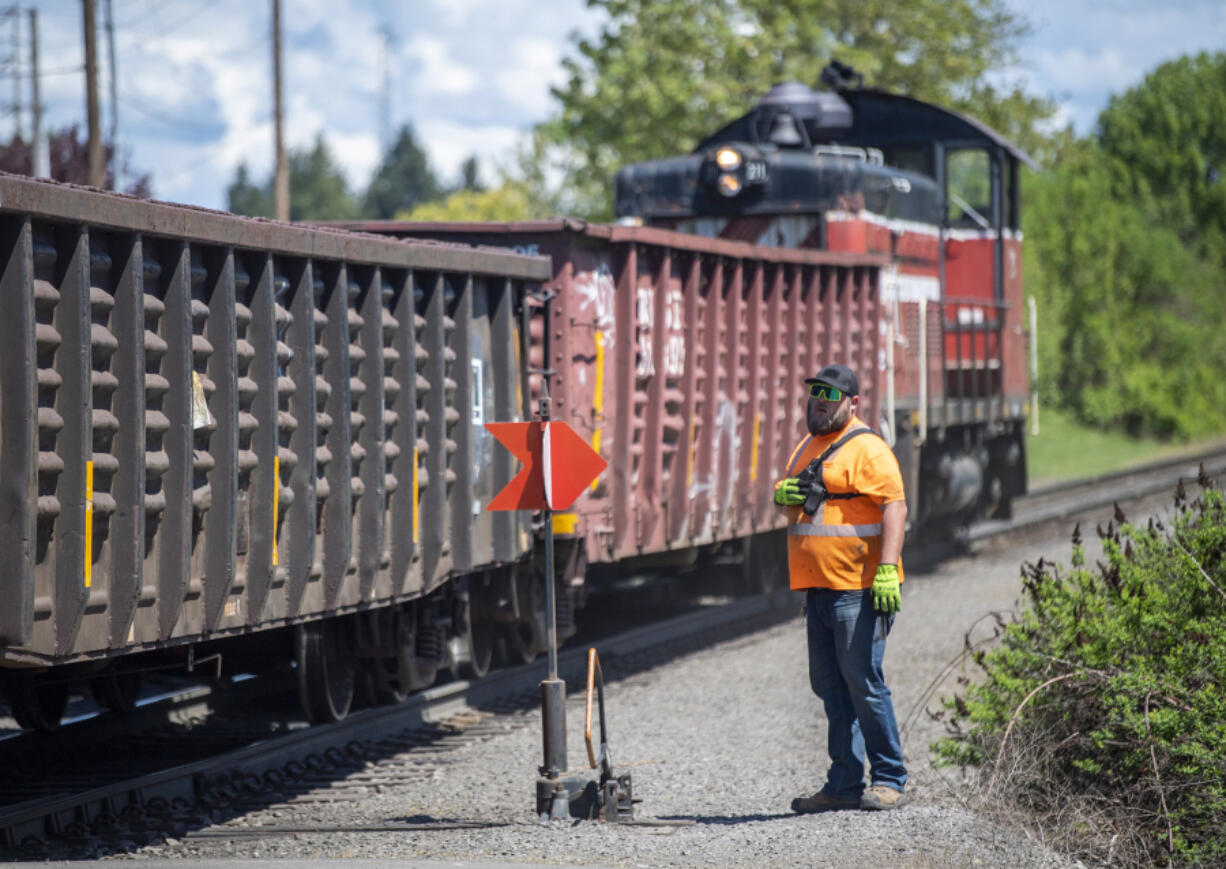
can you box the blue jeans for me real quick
[805,587,907,798]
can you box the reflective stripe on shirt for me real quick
[788,522,884,537]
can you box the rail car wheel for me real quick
[364,605,439,704]
[89,667,142,714]
[454,612,495,681]
[500,570,546,667]
[7,672,69,732]
[296,620,357,724]
[363,655,407,707]
[450,588,495,681]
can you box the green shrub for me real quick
[935,479,1226,866]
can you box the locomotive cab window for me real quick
[946,148,992,230]
[883,146,931,179]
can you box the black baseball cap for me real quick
[804,363,859,396]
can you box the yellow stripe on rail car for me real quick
[590,330,605,491]
[552,512,579,535]
[686,417,696,490]
[84,460,94,588]
[514,325,523,414]
[413,446,420,543]
[749,414,762,483]
[272,455,280,566]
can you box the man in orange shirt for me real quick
[775,363,909,812]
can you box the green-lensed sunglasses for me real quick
[809,383,845,401]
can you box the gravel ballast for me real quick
[111,527,1113,869]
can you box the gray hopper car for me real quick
[0,175,551,730]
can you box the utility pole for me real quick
[104,0,118,189]
[10,9,20,141]
[378,24,392,148]
[272,0,288,221]
[83,0,104,188]
[29,8,46,177]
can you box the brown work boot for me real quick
[791,790,860,814]
[860,784,908,810]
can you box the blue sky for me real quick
[20,0,1226,210]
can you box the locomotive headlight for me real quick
[717,173,743,197]
[715,147,742,171]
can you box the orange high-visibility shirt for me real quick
[778,416,906,591]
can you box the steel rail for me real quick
[966,443,1226,544]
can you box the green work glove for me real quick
[872,564,901,614]
[774,477,805,506]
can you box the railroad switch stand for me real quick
[535,648,635,822]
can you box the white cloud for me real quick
[493,38,566,116]
[427,0,488,29]
[1032,47,1131,96]
[406,37,478,96]
[1007,0,1226,131]
[330,129,383,191]
[415,119,522,183]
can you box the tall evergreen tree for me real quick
[458,154,484,192]
[288,134,358,221]
[226,162,271,217]
[226,135,357,220]
[363,125,441,218]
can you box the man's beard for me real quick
[807,400,852,435]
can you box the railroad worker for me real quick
[774,362,909,812]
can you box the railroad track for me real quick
[5,441,1224,859]
[0,591,794,858]
[966,442,1226,545]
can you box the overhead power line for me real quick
[118,88,222,135]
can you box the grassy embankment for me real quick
[1027,408,1226,487]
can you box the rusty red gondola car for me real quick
[335,219,885,600]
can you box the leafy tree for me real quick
[1022,53,1226,439]
[401,182,534,222]
[501,128,582,218]
[363,125,441,218]
[226,134,358,220]
[1096,51,1226,259]
[0,125,152,196]
[1024,138,1226,438]
[541,0,1055,216]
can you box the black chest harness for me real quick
[792,427,880,517]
